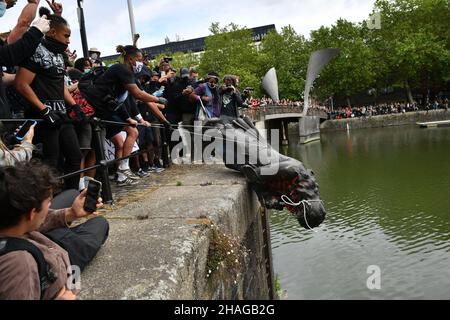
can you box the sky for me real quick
[1,0,376,57]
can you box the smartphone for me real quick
[83,179,102,213]
[15,120,37,141]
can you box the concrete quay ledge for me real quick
[79,165,269,300]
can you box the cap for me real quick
[206,71,220,81]
[180,67,190,78]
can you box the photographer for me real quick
[0,161,109,300]
[219,75,244,123]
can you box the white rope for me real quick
[281,195,323,232]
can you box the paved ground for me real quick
[79,164,255,300]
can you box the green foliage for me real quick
[369,0,450,98]
[136,0,449,103]
[309,19,376,102]
[199,23,262,96]
[258,26,310,100]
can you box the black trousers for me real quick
[34,123,82,190]
[48,190,109,272]
[44,217,109,272]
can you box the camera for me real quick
[163,57,173,63]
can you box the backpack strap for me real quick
[0,237,58,300]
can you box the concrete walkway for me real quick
[79,165,264,300]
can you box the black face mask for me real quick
[42,37,68,54]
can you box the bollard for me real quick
[91,118,114,204]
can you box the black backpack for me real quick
[0,237,57,300]
[78,66,108,89]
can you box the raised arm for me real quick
[7,0,41,44]
[0,26,44,67]
[126,83,166,105]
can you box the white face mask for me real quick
[133,61,144,74]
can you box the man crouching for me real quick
[0,162,109,300]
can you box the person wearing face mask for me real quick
[15,9,84,191]
[74,57,92,74]
[183,71,221,120]
[0,1,49,120]
[78,45,169,185]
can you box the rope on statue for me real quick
[281,195,324,232]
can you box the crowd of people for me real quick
[0,1,251,300]
[326,100,449,120]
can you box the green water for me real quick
[271,125,450,300]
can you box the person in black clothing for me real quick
[219,75,244,123]
[0,13,49,120]
[15,13,83,190]
[79,45,169,185]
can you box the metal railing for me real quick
[240,105,328,121]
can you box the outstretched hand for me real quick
[66,189,104,223]
[45,0,62,15]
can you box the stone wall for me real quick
[320,110,450,132]
[79,166,271,300]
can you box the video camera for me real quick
[243,87,254,95]
[163,57,173,63]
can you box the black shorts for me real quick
[75,122,93,150]
[138,126,154,148]
[104,114,126,140]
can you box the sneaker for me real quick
[118,169,141,181]
[117,177,139,186]
[136,168,150,178]
[151,166,165,173]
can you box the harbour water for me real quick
[271,125,450,299]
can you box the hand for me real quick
[202,96,210,103]
[68,104,87,123]
[45,0,62,15]
[139,120,151,128]
[163,120,174,132]
[56,287,77,300]
[66,189,104,222]
[40,106,64,128]
[183,88,193,96]
[23,124,35,143]
[31,15,50,34]
[127,118,138,127]
[158,97,168,106]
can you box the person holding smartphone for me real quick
[0,161,109,300]
[0,121,35,167]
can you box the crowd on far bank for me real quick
[326,100,449,120]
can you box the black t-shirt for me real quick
[21,43,66,117]
[95,64,135,99]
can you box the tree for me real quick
[309,19,375,106]
[258,26,310,100]
[369,0,450,103]
[199,23,261,95]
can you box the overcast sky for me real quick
[1,0,376,56]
